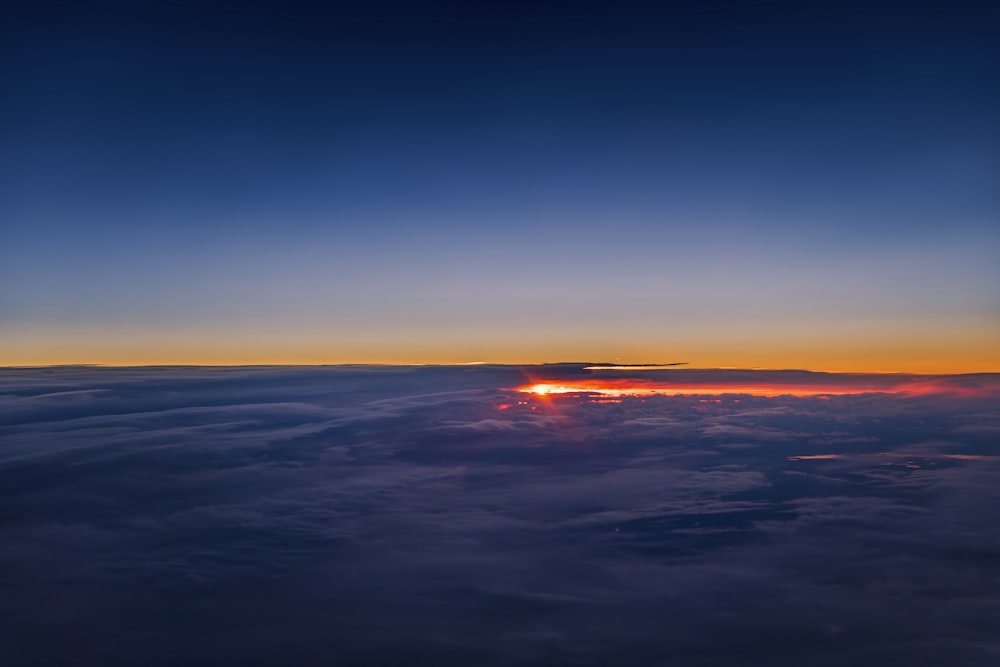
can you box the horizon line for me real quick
[2,362,999,376]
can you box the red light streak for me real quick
[515,377,994,398]
[519,381,872,398]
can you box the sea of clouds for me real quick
[2,365,999,665]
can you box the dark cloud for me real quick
[1,366,999,665]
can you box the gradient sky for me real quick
[2,0,998,370]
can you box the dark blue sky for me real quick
[2,1,998,368]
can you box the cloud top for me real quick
[1,365,998,665]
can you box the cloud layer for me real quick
[2,366,999,665]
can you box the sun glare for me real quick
[518,382,856,398]
[515,378,994,398]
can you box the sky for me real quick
[2,0,998,370]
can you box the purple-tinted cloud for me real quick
[1,365,999,665]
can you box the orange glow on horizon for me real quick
[3,317,999,374]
